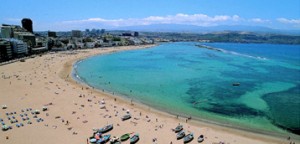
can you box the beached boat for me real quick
[197,135,204,143]
[176,130,185,140]
[174,125,183,133]
[110,136,121,144]
[130,133,139,144]
[120,133,130,141]
[2,125,10,131]
[89,138,97,143]
[183,133,193,143]
[2,105,7,109]
[42,106,48,111]
[34,110,40,114]
[121,114,131,121]
[97,134,111,143]
[98,124,113,133]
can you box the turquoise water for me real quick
[74,42,300,135]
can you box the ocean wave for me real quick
[196,44,268,60]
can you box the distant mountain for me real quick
[113,24,300,35]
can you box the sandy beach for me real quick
[0,45,297,144]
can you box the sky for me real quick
[0,0,299,31]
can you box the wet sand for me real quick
[0,45,296,144]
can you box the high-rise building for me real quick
[10,39,28,57]
[48,31,57,38]
[134,32,139,37]
[0,39,13,62]
[21,18,33,33]
[1,24,36,48]
[72,30,82,38]
[1,25,14,38]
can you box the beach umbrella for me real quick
[101,100,105,104]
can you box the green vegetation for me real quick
[143,31,300,44]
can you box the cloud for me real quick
[58,13,242,28]
[44,14,300,31]
[250,18,270,23]
[142,13,240,26]
[277,18,300,24]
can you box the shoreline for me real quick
[0,44,298,144]
[67,46,298,142]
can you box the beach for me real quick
[0,45,296,144]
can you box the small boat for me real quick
[2,105,7,109]
[232,83,240,86]
[98,124,113,133]
[89,138,97,143]
[110,136,121,144]
[176,130,185,140]
[2,125,9,131]
[97,134,111,144]
[42,106,48,111]
[121,114,131,121]
[120,133,130,141]
[174,125,183,133]
[34,110,40,114]
[130,133,139,144]
[198,135,204,143]
[183,133,194,143]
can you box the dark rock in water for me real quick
[201,103,264,117]
[271,122,300,135]
[262,85,300,135]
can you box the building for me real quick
[1,24,36,47]
[14,32,35,48]
[1,25,14,38]
[21,18,33,33]
[72,30,82,38]
[122,33,132,36]
[76,42,84,49]
[0,39,13,62]
[134,32,139,37]
[128,37,142,45]
[85,42,95,48]
[10,39,28,57]
[85,29,90,34]
[48,31,57,38]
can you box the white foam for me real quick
[212,47,267,60]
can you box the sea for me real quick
[73,42,300,136]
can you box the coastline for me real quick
[69,45,298,141]
[0,44,297,144]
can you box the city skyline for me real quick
[0,0,300,31]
